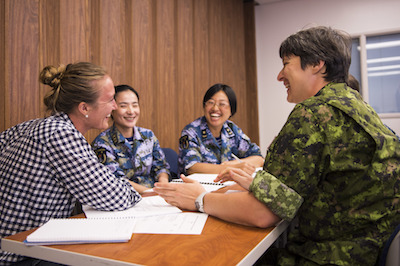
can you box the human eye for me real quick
[206,100,215,106]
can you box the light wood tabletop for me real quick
[2,189,289,266]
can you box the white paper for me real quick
[83,196,182,219]
[133,212,208,235]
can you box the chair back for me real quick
[162,148,179,179]
[379,224,400,266]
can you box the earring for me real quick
[85,115,88,118]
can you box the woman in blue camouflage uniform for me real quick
[155,26,400,265]
[178,83,264,175]
[92,85,170,194]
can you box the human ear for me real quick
[78,102,90,117]
[312,60,325,74]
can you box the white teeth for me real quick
[106,114,111,118]
[211,114,220,117]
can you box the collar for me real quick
[200,116,235,141]
[110,124,144,145]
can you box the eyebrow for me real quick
[118,101,139,104]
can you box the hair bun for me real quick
[39,64,66,89]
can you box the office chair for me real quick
[162,148,179,179]
[378,224,400,266]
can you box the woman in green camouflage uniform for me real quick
[154,26,400,265]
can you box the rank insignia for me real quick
[226,127,233,136]
[94,148,107,164]
[202,129,207,139]
[111,132,119,144]
[179,135,189,149]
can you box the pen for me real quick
[231,153,242,162]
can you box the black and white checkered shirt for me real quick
[0,113,141,265]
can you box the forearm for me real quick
[241,155,264,168]
[129,181,151,194]
[187,162,228,174]
[203,192,280,228]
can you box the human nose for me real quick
[126,105,134,113]
[211,102,219,109]
[277,69,284,82]
[111,99,117,110]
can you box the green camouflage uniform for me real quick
[250,83,400,265]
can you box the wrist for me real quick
[195,191,208,213]
[156,174,168,182]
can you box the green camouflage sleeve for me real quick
[250,170,303,221]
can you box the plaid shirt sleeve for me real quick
[46,127,141,211]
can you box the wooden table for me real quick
[2,187,289,265]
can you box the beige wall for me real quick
[0,0,259,152]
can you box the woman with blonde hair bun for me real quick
[0,62,141,265]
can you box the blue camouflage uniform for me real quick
[92,124,170,188]
[178,116,262,175]
[250,83,400,265]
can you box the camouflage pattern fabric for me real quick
[251,83,400,265]
[178,116,263,175]
[92,124,170,188]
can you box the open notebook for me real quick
[82,195,182,219]
[171,169,263,192]
[171,173,235,192]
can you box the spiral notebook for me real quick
[24,218,134,246]
[171,173,235,192]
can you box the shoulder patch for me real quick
[94,148,107,164]
[179,135,189,149]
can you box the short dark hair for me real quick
[279,26,352,83]
[203,83,237,116]
[114,84,139,101]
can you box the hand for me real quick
[214,167,254,191]
[156,173,169,183]
[128,180,152,194]
[220,161,256,176]
[154,174,206,211]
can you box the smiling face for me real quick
[203,90,231,137]
[87,75,117,130]
[112,90,140,138]
[277,55,320,104]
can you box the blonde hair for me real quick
[40,62,107,115]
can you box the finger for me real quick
[153,183,177,192]
[215,173,231,183]
[181,176,196,183]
